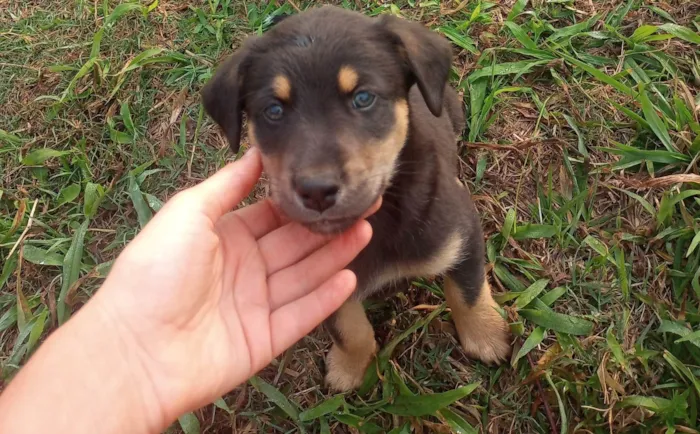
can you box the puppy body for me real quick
[324,84,511,390]
[344,84,468,300]
[202,6,511,391]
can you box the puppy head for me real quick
[202,6,452,234]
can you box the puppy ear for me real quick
[379,15,452,117]
[201,38,256,152]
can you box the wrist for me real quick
[0,290,167,434]
[79,290,170,432]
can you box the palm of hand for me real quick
[92,149,374,422]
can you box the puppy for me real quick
[202,6,511,391]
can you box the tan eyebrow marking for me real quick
[273,75,291,101]
[338,66,359,93]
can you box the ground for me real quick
[1,0,699,433]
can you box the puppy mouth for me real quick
[304,215,361,235]
[268,181,384,235]
[300,195,383,235]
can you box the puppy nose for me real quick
[294,176,339,213]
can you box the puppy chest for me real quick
[362,231,464,296]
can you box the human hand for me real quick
[87,147,376,429]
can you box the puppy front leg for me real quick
[444,277,511,364]
[323,299,377,391]
[445,252,512,364]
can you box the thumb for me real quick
[187,147,263,220]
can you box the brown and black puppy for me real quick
[202,5,512,391]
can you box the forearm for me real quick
[0,297,166,434]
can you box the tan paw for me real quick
[457,312,511,365]
[445,279,512,365]
[324,342,377,392]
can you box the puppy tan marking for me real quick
[325,300,377,391]
[342,100,409,192]
[367,231,463,296]
[367,100,409,171]
[273,75,291,101]
[444,279,511,364]
[405,231,463,278]
[337,66,359,93]
[247,121,258,146]
[250,121,289,188]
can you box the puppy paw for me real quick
[324,342,377,392]
[457,313,511,365]
[445,279,512,365]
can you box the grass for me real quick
[1,0,700,432]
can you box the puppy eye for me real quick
[264,103,284,121]
[352,91,376,110]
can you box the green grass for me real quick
[2,0,700,432]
